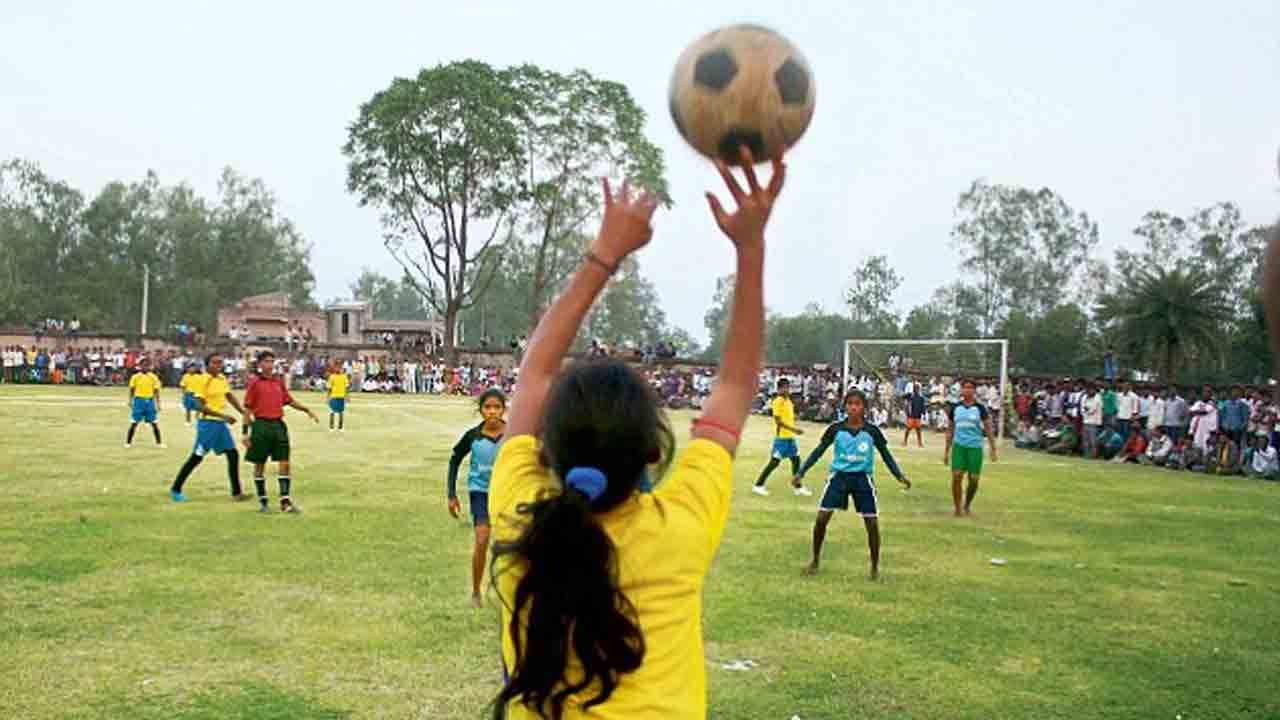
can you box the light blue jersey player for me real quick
[795,389,911,580]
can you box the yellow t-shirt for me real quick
[197,374,231,417]
[180,372,203,394]
[327,373,349,399]
[489,435,733,719]
[771,396,796,439]
[128,371,161,399]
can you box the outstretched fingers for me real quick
[714,159,745,205]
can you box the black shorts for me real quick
[819,471,878,518]
[245,419,290,464]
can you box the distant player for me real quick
[169,353,251,503]
[243,350,319,514]
[752,378,813,497]
[903,383,928,448]
[179,363,205,426]
[795,390,910,580]
[125,357,165,449]
[446,389,506,608]
[943,378,999,517]
[326,362,350,432]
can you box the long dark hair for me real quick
[492,360,674,719]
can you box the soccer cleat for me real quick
[258,503,271,514]
[158,443,168,449]
[170,490,186,503]
[751,485,770,497]
[281,498,301,514]
[124,443,132,449]
[328,427,335,433]
[793,485,814,497]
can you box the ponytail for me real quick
[491,477,644,720]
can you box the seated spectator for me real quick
[1139,428,1173,466]
[1244,434,1279,481]
[1099,426,1125,460]
[361,377,379,393]
[1046,423,1078,455]
[1014,422,1041,450]
[1111,429,1148,464]
[1165,438,1189,470]
[1215,432,1242,476]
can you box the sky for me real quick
[3,1,1278,342]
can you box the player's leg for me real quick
[278,459,297,513]
[468,490,490,606]
[126,422,139,447]
[863,518,881,580]
[170,453,204,500]
[149,422,163,447]
[964,473,980,515]
[851,473,882,579]
[902,424,910,447]
[805,510,835,575]
[950,469,965,517]
[915,424,924,448]
[253,462,269,512]
[754,455,781,494]
[224,447,244,498]
[275,422,297,513]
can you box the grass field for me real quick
[1,384,1278,720]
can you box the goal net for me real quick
[841,339,1010,440]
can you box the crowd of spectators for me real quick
[1012,381,1278,481]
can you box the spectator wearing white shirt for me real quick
[1140,427,1174,466]
[1244,434,1278,480]
[1147,390,1166,434]
[1081,385,1104,459]
[1137,390,1153,434]
[1115,383,1138,438]
[1189,386,1219,453]
[1162,387,1189,444]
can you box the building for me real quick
[218,293,444,348]
[216,292,326,342]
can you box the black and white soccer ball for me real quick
[669,24,816,166]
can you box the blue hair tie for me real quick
[565,467,607,502]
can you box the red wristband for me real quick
[691,416,741,441]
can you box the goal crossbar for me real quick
[841,338,1010,440]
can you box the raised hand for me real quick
[590,179,660,268]
[705,147,786,251]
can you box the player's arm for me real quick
[127,377,135,406]
[872,426,910,488]
[225,391,252,425]
[982,405,998,461]
[943,406,955,463]
[285,393,318,423]
[506,179,659,439]
[693,152,783,454]
[446,429,475,517]
[773,412,802,436]
[796,423,838,479]
[153,376,162,412]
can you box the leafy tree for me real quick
[1095,267,1233,381]
[509,65,668,328]
[999,303,1094,377]
[845,254,901,336]
[765,304,860,366]
[702,273,735,359]
[952,180,1099,333]
[349,269,431,321]
[343,61,524,363]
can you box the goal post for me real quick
[841,338,1010,441]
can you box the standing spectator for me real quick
[1115,383,1138,438]
[1103,350,1117,382]
[69,316,80,337]
[1163,387,1188,444]
[1102,383,1118,429]
[1147,388,1167,437]
[1189,386,1219,453]
[1081,384,1103,459]
[1136,388,1152,435]
[1220,386,1250,448]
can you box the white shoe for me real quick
[751,485,770,497]
[328,428,335,433]
[124,443,132,449]
[793,485,814,497]
[158,443,168,449]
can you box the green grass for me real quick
[1,384,1277,719]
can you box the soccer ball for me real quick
[669,24,815,165]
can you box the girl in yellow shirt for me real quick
[489,148,785,719]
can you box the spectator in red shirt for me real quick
[243,350,318,514]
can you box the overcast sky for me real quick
[4,1,1278,342]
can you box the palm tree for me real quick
[1095,266,1232,381]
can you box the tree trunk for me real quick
[443,303,459,366]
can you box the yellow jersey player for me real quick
[125,357,165,449]
[752,377,812,497]
[326,362,350,432]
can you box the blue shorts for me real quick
[820,471,879,518]
[131,397,157,423]
[193,419,237,457]
[182,392,198,412]
[329,398,346,413]
[469,490,490,526]
[772,438,799,459]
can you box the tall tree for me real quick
[844,254,902,336]
[509,65,669,328]
[349,269,431,321]
[343,61,524,363]
[0,159,86,325]
[702,273,735,359]
[1095,267,1232,381]
[952,180,1099,332]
